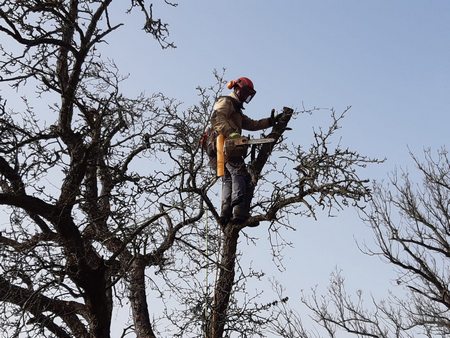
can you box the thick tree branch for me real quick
[0,275,89,337]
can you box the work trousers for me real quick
[221,157,255,220]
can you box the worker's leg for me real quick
[240,177,255,218]
[232,174,253,222]
[226,159,251,222]
[220,167,232,224]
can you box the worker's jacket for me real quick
[211,92,272,138]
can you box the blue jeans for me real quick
[221,158,254,220]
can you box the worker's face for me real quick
[236,86,256,104]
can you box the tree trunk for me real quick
[207,107,294,338]
[129,257,157,338]
[85,268,113,338]
[208,225,240,338]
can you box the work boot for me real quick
[231,206,249,224]
[231,216,248,224]
[246,220,260,227]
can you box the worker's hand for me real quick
[228,132,241,139]
[270,109,283,126]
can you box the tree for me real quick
[0,2,381,337]
[203,106,383,338]
[274,148,450,338]
[0,2,182,337]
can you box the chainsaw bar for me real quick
[233,137,276,146]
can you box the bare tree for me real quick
[281,148,449,338]
[202,106,381,338]
[0,2,382,338]
[0,1,187,338]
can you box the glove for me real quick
[270,109,283,126]
[228,132,241,139]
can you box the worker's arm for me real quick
[241,113,272,131]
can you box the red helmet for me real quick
[227,77,256,104]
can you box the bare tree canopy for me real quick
[0,2,381,337]
[278,148,449,338]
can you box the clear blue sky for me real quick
[102,1,450,335]
[109,0,449,166]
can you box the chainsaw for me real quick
[224,136,276,158]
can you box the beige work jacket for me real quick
[211,92,272,137]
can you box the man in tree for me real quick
[210,77,279,225]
